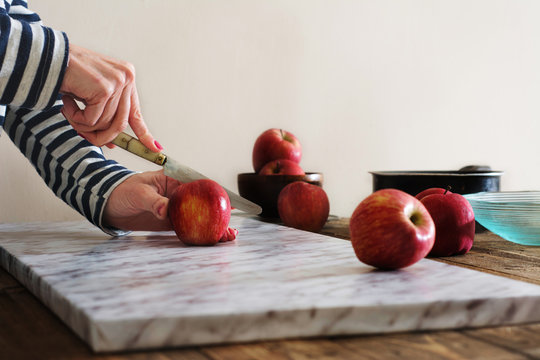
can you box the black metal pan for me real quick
[371,166,503,196]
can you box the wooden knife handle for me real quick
[112,132,167,165]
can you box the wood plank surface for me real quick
[2,217,540,359]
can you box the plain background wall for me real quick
[1,0,540,224]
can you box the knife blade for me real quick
[112,132,262,215]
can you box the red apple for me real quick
[169,179,232,246]
[278,181,329,232]
[258,159,305,176]
[420,192,475,257]
[349,189,435,270]
[415,187,450,201]
[252,129,302,173]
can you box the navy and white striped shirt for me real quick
[1,0,134,235]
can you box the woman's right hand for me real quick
[60,44,162,152]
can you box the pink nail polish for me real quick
[154,140,164,151]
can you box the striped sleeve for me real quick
[0,0,69,110]
[3,98,136,236]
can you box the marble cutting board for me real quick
[2,215,540,352]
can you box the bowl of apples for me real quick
[238,172,324,218]
[238,129,328,225]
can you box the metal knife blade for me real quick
[112,132,262,215]
[163,157,262,214]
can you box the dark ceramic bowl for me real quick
[237,173,324,218]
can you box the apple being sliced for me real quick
[169,179,233,246]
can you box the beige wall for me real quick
[1,0,540,223]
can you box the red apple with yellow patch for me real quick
[350,189,435,270]
[169,179,235,245]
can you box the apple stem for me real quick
[444,185,452,195]
[274,161,282,174]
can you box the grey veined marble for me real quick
[2,215,540,352]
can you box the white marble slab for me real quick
[2,215,540,352]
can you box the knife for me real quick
[112,132,262,215]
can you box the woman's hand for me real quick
[60,44,161,152]
[103,170,181,231]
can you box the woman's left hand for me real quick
[103,170,181,231]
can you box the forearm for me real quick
[3,99,135,236]
[0,1,69,110]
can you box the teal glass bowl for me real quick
[464,191,540,246]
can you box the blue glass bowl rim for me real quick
[464,190,540,204]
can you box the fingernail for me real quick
[154,140,164,151]
[156,202,167,218]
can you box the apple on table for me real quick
[349,189,435,270]
[415,187,448,200]
[278,181,329,232]
[417,187,475,257]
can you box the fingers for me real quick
[61,94,113,135]
[63,84,158,150]
[103,171,177,232]
[219,228,239,242]
[59,44,160,150]
[61,95,95,131]
[166,176,182,197]
[82,84,130,146]
[61,93,112,133]
[134,184,170,221]
[133,171,177,221]
[129,87,161,152]
[62,86,160,150]
[152,197,169,220]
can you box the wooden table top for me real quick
[2,217,540,360]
